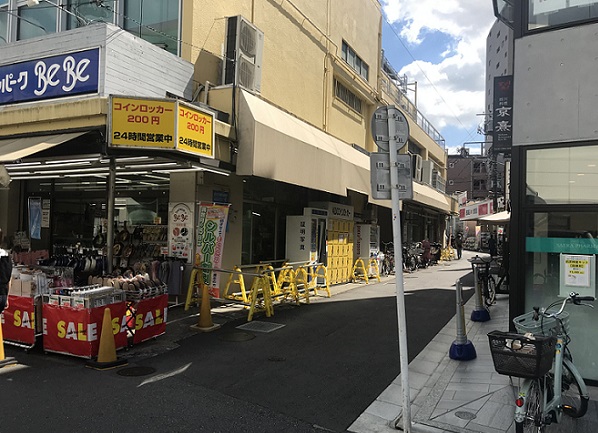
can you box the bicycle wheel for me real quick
[561,359,589,418]
[484,275,497,307]
[516,379,545,433]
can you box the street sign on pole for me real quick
[370,105,413,432]
[371,105,409,152]
[370,153,413,201]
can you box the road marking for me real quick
[137,362,191,387]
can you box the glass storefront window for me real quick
[526,211,598,379]
[66,0,115,30]
[526,144,598,204]
[124,0,179,55]
[18,2,57,40]
[528,0,598,31]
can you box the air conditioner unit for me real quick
[223,15,264,92]
[412,154,423,182]
[421,160,433,185]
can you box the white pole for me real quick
[387,107,411,432]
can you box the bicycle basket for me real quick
[487,331,556,378]
[513,311,569,336]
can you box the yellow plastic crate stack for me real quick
[327,219,354,285]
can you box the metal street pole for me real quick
[387,107,411,432]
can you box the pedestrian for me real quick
[488,233,498,257]
[0,228,12,314]
[421,238,431,266]
[455,233,463,259]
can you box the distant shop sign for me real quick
[492,75,514,153]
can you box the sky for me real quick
[380,0,497,155]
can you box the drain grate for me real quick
[236,321,286,333]
[117,366,156,377]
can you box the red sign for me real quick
[1,295,37,345]
[132,294,168,344]
[42,303,127,358]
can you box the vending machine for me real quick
[354,224,380,260]
[285,208,328,263]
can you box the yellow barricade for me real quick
[351,258,369,283]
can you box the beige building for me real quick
[0,0,455,291]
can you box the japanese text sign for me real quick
[177,102,215,158]
[492,75,513,153]
[0,48,99,105]
[110,96,176,149]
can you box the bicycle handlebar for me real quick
[536,292,595,320]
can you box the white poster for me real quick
[560,254,595,298]
[168,202,194,263]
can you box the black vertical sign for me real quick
[492,75,514,153]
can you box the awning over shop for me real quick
[478,211,511,223]
[237,90,374,200]
[412,182,451,213]
[0,132,86,162]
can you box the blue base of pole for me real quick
[471,308,491,322]
[449,341,477,360]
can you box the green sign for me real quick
[526,237,598,254]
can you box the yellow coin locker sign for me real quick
[176,102,215,158]
[110,96,176,149]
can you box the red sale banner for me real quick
[1,295,37,345]
[132,294,168,344]
[42,303,127,358]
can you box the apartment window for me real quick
[474,179,487,191]
[334,79,362,114]
[124,0,179,55]
[67,0,115,30]
[18,2,57,40]
[341,41,369,81]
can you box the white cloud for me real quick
[381,0,497,149]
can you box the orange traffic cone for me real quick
[0,318,17,368]
[86,308,127,370]
[190,283,221,332]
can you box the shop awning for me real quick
[478,211,511,223]
[0,132,86,162]
[412,182,451,213]
[237,90,373,199]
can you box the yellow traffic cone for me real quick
[86,308,127,370]
[190,283,221,332]
[0,318,17,368]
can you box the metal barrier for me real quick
[351,257,381,283]
[185,262,330,321]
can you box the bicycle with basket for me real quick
[487,292,594,432]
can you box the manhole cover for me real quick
[117,366,156,377]
[236,321,285,333]
[218,331,256,342]
[455,411,477,420]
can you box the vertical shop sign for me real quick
[28,197,42,240]
[196,203,230,298]
[168,203,194,263]
[41,199,51,228]
[492,75,513,153]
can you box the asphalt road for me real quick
[0,260,475,433]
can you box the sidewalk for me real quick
[349,257,598,433]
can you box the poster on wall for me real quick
[196,203,230,298]
[168,203,194,263]
[560,254,595,298]
[28,197,42,240]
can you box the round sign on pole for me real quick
[371,105,409,153]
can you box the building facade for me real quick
[495,0,598,380]
[0,0,456,291]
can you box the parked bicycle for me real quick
[380,242,395,276]
[488,292,594,432]
[470,255,497,307]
